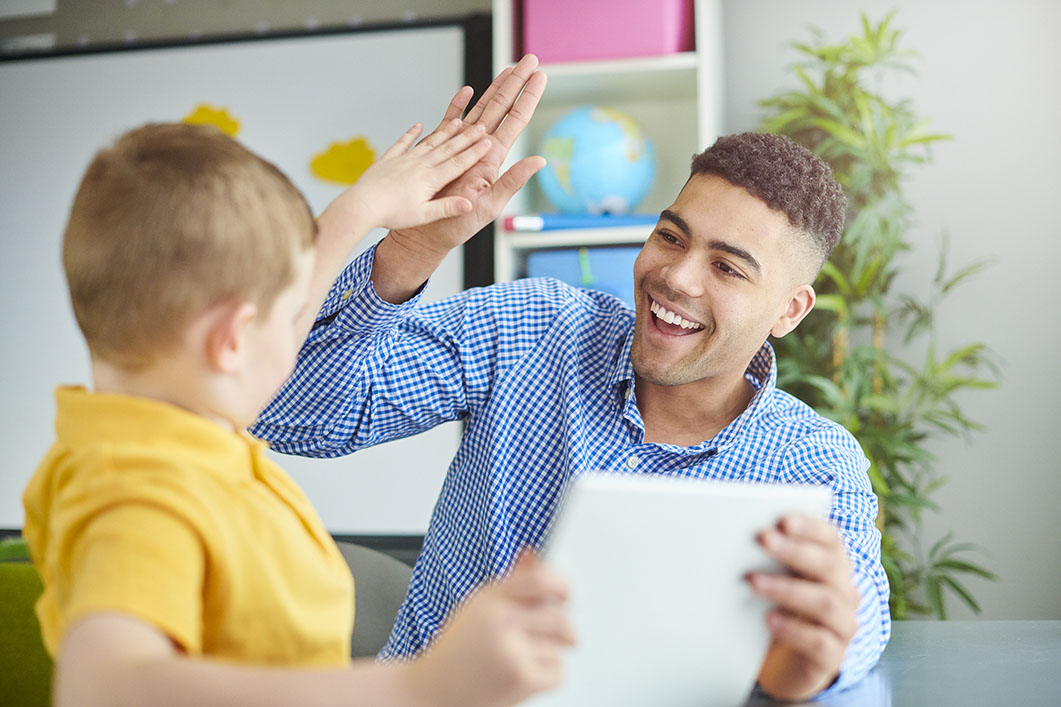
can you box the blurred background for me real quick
[1,0,1057,622]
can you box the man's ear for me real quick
[770,284,816,339]
[203,301,258,373]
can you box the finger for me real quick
[479,155,547,213]
[379,123,424,159]
[521,602,577,646]
[778,514,845,550]
[432,85,475,132]
[765,609,847,671]
[749,573,857,640]
[758,527,851,584]
[422,123,487,166]
[513,648,565,699]
[503,550,571,603]
[428,137,493,188]
[462,66,514,125]
[493,70,548,150]
[467,54,540,131]
[414,118,463,152]
[418,195,474,224]
[530,647,567,688]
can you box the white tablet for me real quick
[527,471,833,707]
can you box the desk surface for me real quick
[745,620,1061,706]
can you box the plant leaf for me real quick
[939,575,982,614]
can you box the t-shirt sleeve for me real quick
[61,503,205,654]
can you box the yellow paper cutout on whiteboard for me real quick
[182,104,241,136]
[310,137,376,185]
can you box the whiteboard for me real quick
[0,26,470,534]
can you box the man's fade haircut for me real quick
[62,122,318,370]
[690,132,847,276]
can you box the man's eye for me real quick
[657,231,679,244]
[716,261,743,279]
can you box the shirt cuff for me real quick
[314,242,427,336]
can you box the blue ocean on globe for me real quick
[537,106,657,215]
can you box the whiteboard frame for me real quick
[0,17,493,539]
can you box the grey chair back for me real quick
[334,541,413,659]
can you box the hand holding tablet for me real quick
[751,513,862,700]
[527,471,834,707]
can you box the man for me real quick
[253,57,890,700]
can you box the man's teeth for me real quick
[650,300,702,330]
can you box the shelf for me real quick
[539,52,699,76]
[531,53,698,104]
[500,226,652,249]
[495,225,651,283]
[490,0,722,283]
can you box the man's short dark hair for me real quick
[690,132,847,274]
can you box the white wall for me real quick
[722,0,1061,619]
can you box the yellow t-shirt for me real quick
[22,387,354,666]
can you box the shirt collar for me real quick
[608,328,637,397]
[716,341,776,448]
[53,386,258,482]
[609,335,779,449]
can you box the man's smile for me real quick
[648,297,703,335]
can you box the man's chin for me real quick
[632,332,701,386]
[631,351,696,388]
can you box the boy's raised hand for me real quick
[329,118,493,233]
[409,551,575,707]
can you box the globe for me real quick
[537,106,657,215]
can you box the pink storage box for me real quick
[521,0,694,63]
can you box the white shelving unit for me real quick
[494,225,651,284]
[490,0,723,283]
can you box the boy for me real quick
[22,119,573,707]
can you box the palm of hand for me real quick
[390,55,548,258]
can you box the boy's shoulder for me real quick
[26,388,251,534]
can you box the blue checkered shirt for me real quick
[253,244,891,694]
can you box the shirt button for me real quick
[340,288,353,301]
[626,454,640,469]
[625,387,633,400]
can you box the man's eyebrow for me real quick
[709,240,762,277]
[659,209,691,236]
[659,209,763,277]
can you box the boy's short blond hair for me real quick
[62,123,317,370]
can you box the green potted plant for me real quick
[758,12,999,619]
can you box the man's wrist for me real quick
[371,232,449,304]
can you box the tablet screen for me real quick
[528,471,832,707]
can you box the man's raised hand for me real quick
[371,55,548,301]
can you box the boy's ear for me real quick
[770,284,816,339]
[204,301,258,373]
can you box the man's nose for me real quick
[660,255,704,299]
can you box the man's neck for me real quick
[635,371,756,447]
